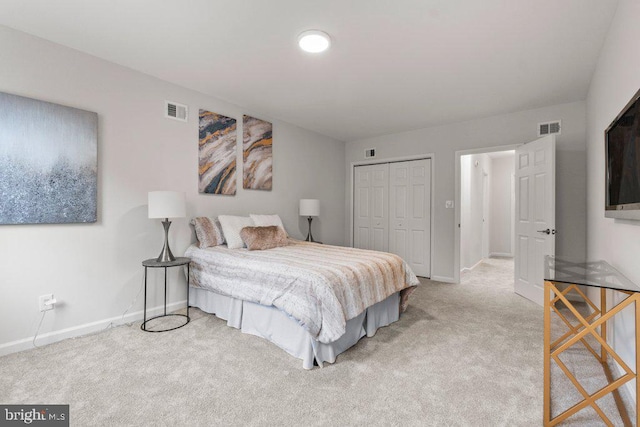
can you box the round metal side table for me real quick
[141,257,191,332]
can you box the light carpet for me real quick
[0,258,632,425]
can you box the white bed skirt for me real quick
[189,287,400,369]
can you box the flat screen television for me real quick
[605,88,640,219]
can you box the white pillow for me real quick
[217,215,254,249]
[249,214,287,234]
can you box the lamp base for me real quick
[156,219,176,262]
[305,216,317,243]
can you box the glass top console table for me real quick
[544,256,640,426]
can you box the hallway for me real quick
[461,257,514,292]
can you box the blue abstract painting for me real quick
[0,92,98,225]
[198,109,237,195]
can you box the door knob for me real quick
[537,229,551,235]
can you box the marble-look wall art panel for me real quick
[0,92,98,225]
[199,109,237,195]
[242,115,272,191]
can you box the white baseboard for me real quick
[460,259,483,274]
[430,275,456,283]
[489,252,513,258]
[0,300,187,357]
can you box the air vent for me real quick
[165,101,188,122]
[364,148,376,159]
[538,120,561,137]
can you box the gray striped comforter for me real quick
[185,240,420,343]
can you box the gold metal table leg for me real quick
[601,288,607,363]
[636,298,640,427]
[544,280,551,425]
[545,282,637,426]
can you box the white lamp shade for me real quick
[299,199,320,217]
[148,191,186,219]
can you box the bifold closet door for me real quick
[389,159,431,277]
[353,163,389,252]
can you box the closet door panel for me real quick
[390,159,431,277]
[370,164,389,252]
[353,166,372,250]
[389,162,409,259]
[354,163,388,251]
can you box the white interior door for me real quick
[389,159,431,277]
[514,135,556,305]
[353,163,389,251]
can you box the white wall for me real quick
[586,0,640,400]
[460,153,491,270]
[346,101,587,282]
[0,26,345,353]
[489,154,515,257]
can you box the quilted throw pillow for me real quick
[190,217,224,249]
[240,226,289,251]
[218,215,254,249]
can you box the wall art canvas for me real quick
[199,109,237,195]
[242,115,272,191]
[0,92,98,225]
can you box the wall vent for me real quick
[538,120,561,137]
[364,148,376,159]
[165,101,188,122]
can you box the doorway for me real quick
[459,150,515,280]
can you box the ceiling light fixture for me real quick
[297,30,331,53]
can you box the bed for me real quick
[185,239,419,369]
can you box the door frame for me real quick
[482,169,489,259]
[348,153,435,276]
[454,144,519,284]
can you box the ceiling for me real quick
[0,0,618,142]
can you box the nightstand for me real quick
[141,257,191,332]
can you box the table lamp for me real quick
[299,199,320,242]
[148,191,186,262]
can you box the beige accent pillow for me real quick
[240,226,289,251]
[190,217,225,248]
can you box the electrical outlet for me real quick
[39,294,55,312]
